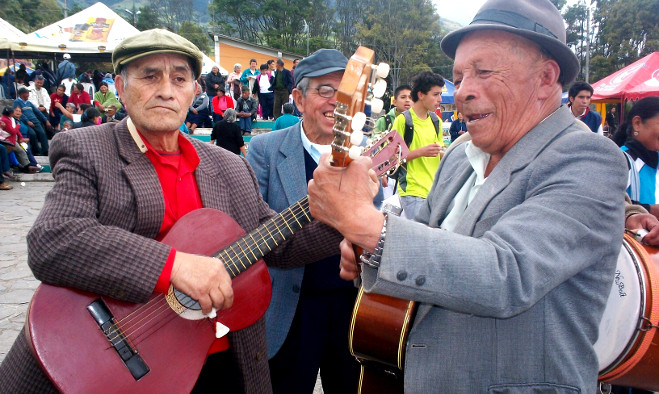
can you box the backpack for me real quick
[402,109,440,147]
[392,110,441,188]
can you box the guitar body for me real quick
[26,208,272,393]
[350,288,416,393]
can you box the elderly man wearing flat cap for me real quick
[307,0,627,391]
[0,29,339,393]
[247,48,362,394]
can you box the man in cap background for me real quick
[247,48,362,393]
[55,53,76,85]
[0,29,339,393]
[307,0,627,391]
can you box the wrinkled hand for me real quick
[170,251,234,314]
[308,154,383,247]
[339,238,361,280]
[626,213,659,247]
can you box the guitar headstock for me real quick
[331,46,392,171]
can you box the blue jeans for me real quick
[239,116,252,133]
[0,145,10,173]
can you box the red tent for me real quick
[591,52,659,101]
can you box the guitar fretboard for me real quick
[215,196,311,278]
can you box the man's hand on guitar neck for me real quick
[308,153,385,259]
[170,252,234,314]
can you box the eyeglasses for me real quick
[310,85,338,98]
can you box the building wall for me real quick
[218,42,299,74]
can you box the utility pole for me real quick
[302,19,309,56]
[63,0,68,17]
[585,5,591,83]
[125,2,141,27]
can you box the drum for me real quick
[594,233,659,391]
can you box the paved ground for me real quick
[0,180,52,363]
[0,176,324,392]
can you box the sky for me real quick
[434,0,582,26]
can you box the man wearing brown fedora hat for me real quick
[0,29,339,393]
[307,0,627,391]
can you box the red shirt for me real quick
[68,90,91,109]
[140,131,229,353]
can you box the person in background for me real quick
[68,83,92,111]
[606,105,619,135]
[306,0,627,391]
[272,103,299,131]
[94,81,122,113]
[270,59,294,119]
[374,84,412,133]
[210,108,246,156]
[620,96,659,219]
[49,84,68,132]
[449,111,468,142]
[236,86,257,135]
[253,64,275,121]
[227,63,242,100]
[14,87,50,156]
[211,86,234,123]
[185,83,210,133]
[568,81,603,134]
[205,65,225,98]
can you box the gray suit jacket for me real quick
[362,106,628,392]
[0,119,337,393]
[247,123,343,357]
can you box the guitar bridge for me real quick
[87,299,150,380]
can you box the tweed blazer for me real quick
[0,119,338,393]
[361,106,628,392]
[247,123,343,357]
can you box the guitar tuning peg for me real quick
[375,62,390,79]
[370,98,384,114]
[350,130,364,146]
[351,112,367,132]
[372,79,387,99]
[348,145,363,160]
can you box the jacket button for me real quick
[292,285,300,293]
[415,276,426,286]
[396,271,407,281]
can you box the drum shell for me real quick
[597,234,659,391]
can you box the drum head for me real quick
[593,240,644,372]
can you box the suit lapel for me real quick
[277,125,308,204]
[452,106,576,235]
[114,121,165,238]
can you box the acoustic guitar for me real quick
[25,130,406,392]
[327,46,414,394]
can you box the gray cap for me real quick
[294,49,348,87]
[440,0,579,85]
[112,29,203,76]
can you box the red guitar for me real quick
[25,130,406,393]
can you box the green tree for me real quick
[136,5,161,31]
[153,0,193,31]
[0,0,62,33]
[355,0,447,89]
[593,0,659,76]
[179,20,212,54]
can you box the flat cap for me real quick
[294,49,347,87]
[112,29,203,76]
[441,0,579,84]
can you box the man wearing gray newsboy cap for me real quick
[0,29,340,393]
[307,0,628,391]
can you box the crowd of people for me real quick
[1,1,659,392]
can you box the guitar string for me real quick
[101,198,313,344]
[100,135,400,345]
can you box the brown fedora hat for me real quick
[440,0,579,84]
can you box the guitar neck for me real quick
[214,196,311,278]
